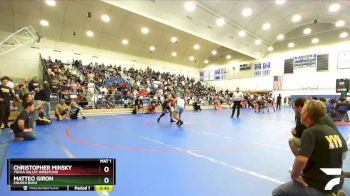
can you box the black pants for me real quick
[0,103,10,127]
[277,102,281,109]
[231,101,241,117]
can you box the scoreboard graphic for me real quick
[7,158,116,191]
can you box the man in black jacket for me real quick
[0,76,14,129]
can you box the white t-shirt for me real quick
[176,97,185,109]
[232,91,243,101]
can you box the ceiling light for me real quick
[193,44,200,50]
[277,34,284,40]
[171,36,178,43]
[340,32,348,38]
[189,56,195,61]
[311,38,319,44]
[292,14,301,23]
[216,18,225,26]
[150,46,155,51]
[262,23,271,30]
[242,8,252,17]
[204,60,209,64]
[255,39,262,45]
[329,3,341,12]
[226,55,232,60]
[86,31,94,37]
[275,0,286,5]
[335,20,345,27]
[288,42,295,48]
[45,0,56,7]
[238,31,246,37]
[101,15,110,22]
[171,52,177,57]
[267,46,274,51]
[141,27,149,34]
[122,39,128,45]
[184,1,196,12]
[211,50,217,55]
[303,28,311,34]
[40,19,49,27]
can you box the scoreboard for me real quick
[7,158,115,191]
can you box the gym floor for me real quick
[0,107,349,196]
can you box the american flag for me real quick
[273,76,283,90]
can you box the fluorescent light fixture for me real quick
[292,14,301,23]
[171,36,178,43]
[150,46,155,51]
[122,39,128,45]
[171,52,177,57]
[211,50,217,55]
[141,27,149,34]
[340,32,348,38]
[216,18,225,26]
[288,42,295,48]
[101,15,110,22]
[184,1,196,11]
[226,55,232,59]
[303,28,311,34]
[86,31,94,37]
[335,20,345,27]
[40,19,49,27]
[267,46,274,51]
[193,44,200,50]
[204,60,209,64]
[311,38,319,44]
[238,31,246,37]
[189,56,195,61]
[277,34,284,40]
[45,0,56,7]
[242,8,252,17]
[262,23,271,30]
[275,0,286,5]
[329,3,341,12]
[255,39,262,45]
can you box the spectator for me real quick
[0,76,14,129]
[11,101,37,141]
[37,106,52,125]
[28,76,40,92]
[69,101,86,119]
[55,99,70,120]
[35,82,52,119]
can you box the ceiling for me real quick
[0,0,349,68]
[104,0,350,61]
[0,0,253,68]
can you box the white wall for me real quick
[0,31,41,81]
[203,40,350,96]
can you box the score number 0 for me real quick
[103,166,110,184]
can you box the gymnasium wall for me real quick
[205,40,350,96]
[0,31,41,81]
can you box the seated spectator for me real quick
[149,101,156,114]
[193,101,201,111]
[69,102,86,120]
[55,99,70,120]
[134,96,144,114]
[37,106,52,125]
[10,101,37,141]
[273,100,348,196]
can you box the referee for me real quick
[231,87,243,118]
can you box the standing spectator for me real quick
[35,82,52,119]
[28,76,40,92]
[0,76,14,129]
[276,94,282,110]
